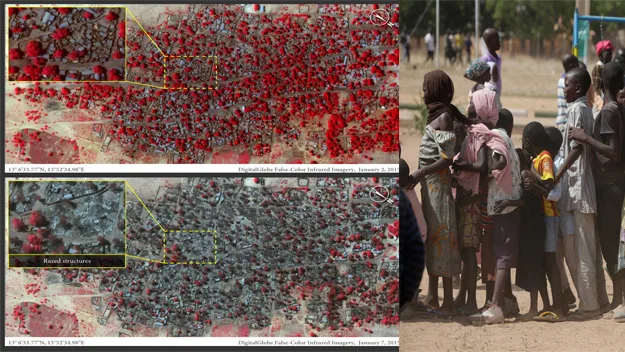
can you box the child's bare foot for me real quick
[440,302,455,316]
[425,295,440,308]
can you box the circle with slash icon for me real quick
[369,185,393,204]
[370,9,391,27]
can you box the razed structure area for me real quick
[6,4,399,164]
[5,177,399,338]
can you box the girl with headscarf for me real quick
[408,70,471,315]
[450,89,511,313]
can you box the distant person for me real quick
[556,54,580,133]
[399,188,425,312]
[464,34,473,64]
[445,30,455,65]
[592,40,614,115]
[403,33,411,63]
[480,28,503,108]
[424,30,435,63]
[455,31,463,65]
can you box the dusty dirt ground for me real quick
[400,52,625,352]
[400,267,624,352]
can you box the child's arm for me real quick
[568,125,620,164]
[555,145,582,184]
[453,145,487,174]
[493,199,524,214]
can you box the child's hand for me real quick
[406,172,422,190]
[494,200,508,214]
[522,177,534,191]
[568,127,587,142]
[452,161,468,172]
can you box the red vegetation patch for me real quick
[25,41,44,57]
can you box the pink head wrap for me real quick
[596,40,613,57]
[472,89,498,126]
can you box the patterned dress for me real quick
[419,125,462,278]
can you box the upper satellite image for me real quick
[5,4,399,164]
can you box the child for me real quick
[568,61,625,311]
[409,70,473,315]
[556,54,580,133]
[451,90,500,314]
[555,67,605,321]
[480,28,502,108]
[464,59,493,114]
[515,122,550,319]
[591,40,614,115]
[524,122,567,322]
[469,108,522,324]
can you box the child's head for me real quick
[472,89,498,128]
[464,59,491,84]
[399,158,410,188]
[561,53,579,73]
[545,127,563,157]
[596,40,613,64]
[564,68,591,103]
[522,122,548,157]
[483,28,500,52]
[601,61,625,96]
[496,108,514,137]
[422,70,454,105]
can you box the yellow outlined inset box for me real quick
[6,179,218,267]
[163,229,217,264]
[124,181,217,265]
[163,55,219,90]
[6,6,219,90]
[6,179,127,269]
[6,6,127,83]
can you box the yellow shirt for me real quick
[533,151,559,217]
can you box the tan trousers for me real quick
[572,211,609,312]
[556,233,577,292]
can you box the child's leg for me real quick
[545,252,565,315]
[441,277,454,313]
[557,233,577,305]
[504,270,516,301]
[454,253,467,307]
[492,268,508,308]
[425,275,439,307]
[464,247,478,312]
[485,281,494,307]
[529,291,538,314]
[539,286,550,312]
